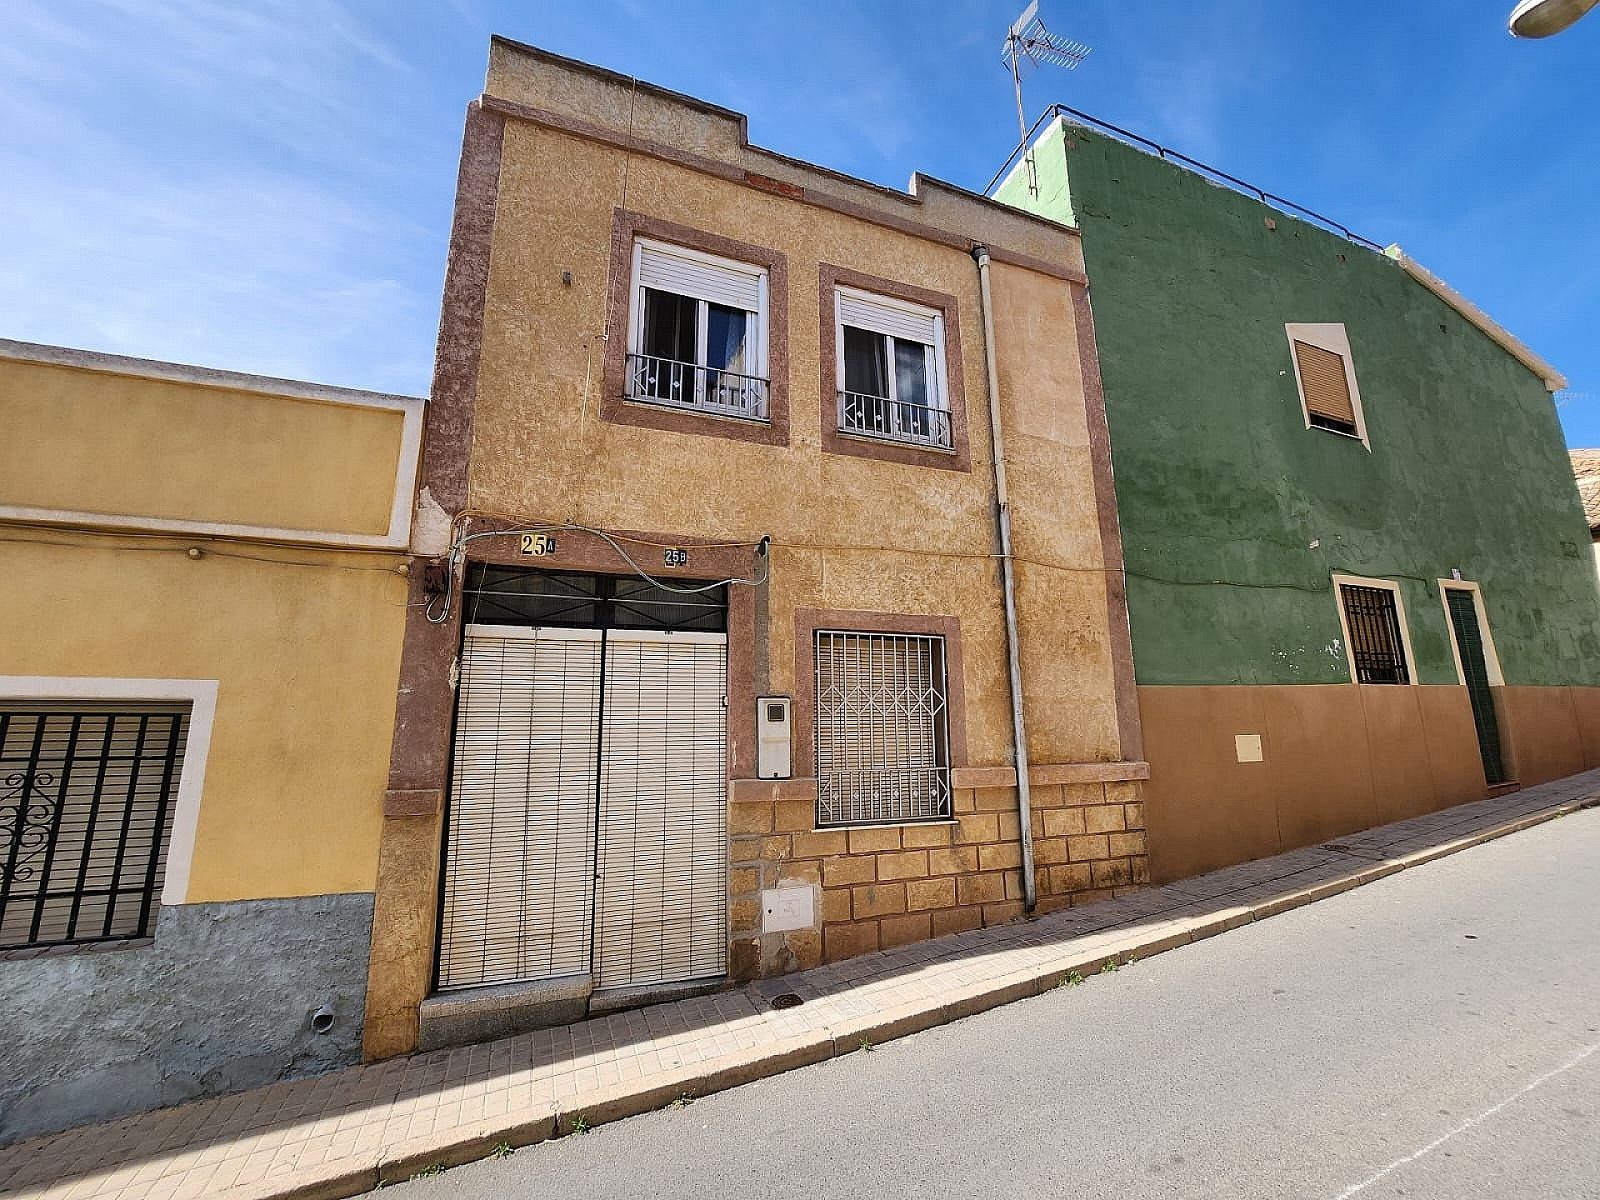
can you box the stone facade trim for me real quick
[383,789,443,818]
[947,761,1152,789]
[364,101,507,1062]
[1071,281,1145,763]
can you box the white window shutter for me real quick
[638,242,761,311]
[837,291,939,345]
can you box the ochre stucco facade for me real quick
[362,40,1145,1059]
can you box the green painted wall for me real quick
[998,120,1600,687]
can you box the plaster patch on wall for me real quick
[412,485,452,557]
[0,893,373,1146]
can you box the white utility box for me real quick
[761,885,815,933]
[756,695,791,779]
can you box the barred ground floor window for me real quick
[813,630,951,827]
[1338,582,1411,684]
[0,703,189,951]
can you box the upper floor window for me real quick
[1286,323,1368,445]
[833,287,952,451]
[627,239,769,423]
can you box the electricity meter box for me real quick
[756,695,791,780]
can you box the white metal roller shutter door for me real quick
[594,631,728,989]
[437,626,601,990]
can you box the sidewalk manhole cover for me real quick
[771,993,803,1010]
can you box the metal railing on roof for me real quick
[985,103,1387,254]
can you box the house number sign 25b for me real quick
[519,533,556,556]
[664,547,688,567]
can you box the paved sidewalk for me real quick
[5,772,1598,1200]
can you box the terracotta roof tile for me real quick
[1570,450,1600,532]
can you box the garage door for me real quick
[437,568,728,996]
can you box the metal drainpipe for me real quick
[971,244,1037,911]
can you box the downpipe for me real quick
[972,244,1037,911]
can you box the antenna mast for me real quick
[1001,2,1091,197]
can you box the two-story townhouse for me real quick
[0,339,421,1142]
[997,112,1600,883]
[362,41,1148,1059]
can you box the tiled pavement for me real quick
[5,771,1599,1200]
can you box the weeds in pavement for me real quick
[1058,971,1085,988]
[409,1163,444,1180]
[857,1038,875,1053]
[667,1093,695,1110]
[570,1115,590,1135]
[490,1142,515,1160]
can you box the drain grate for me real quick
[770,993,803,1010]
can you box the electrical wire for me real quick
[454,511,767,550]
[0,528,407,574]
[425,519,770,624]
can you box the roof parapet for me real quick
[483,36,1082,270]
[1383,248,1567,393]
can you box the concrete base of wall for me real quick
[0,892,374,1147]
[1139,683,1600,883]
[418,975,592,1051]
[1500,685,1600,787]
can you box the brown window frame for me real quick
[792,608,968,828]
[818,264,972,473]
[602,209,790,447]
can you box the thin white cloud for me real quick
[0,0,443,393]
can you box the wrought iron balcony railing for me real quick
[837,390,954,450]
[626,353,769,422]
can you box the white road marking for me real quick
[1333,1040,1600,1199]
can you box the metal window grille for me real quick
[627,353,769,422]
[0,703,189,951]
[837,390,954,449]
[814,632,951,827]
[1340,585,1411,685]
[461,566,728,633]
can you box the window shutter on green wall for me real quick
[1294,340,1357,431]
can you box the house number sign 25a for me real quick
[519,533,557,556]
[664,547,688,567]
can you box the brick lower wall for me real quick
[728,780,1148,978]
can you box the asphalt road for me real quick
[386,807,1600,1199]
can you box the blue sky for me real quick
[4,1,1597,442]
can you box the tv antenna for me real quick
[1001,2,1091,196]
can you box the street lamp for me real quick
[1509,0,1598,37]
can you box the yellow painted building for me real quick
[0,339,422,1144]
